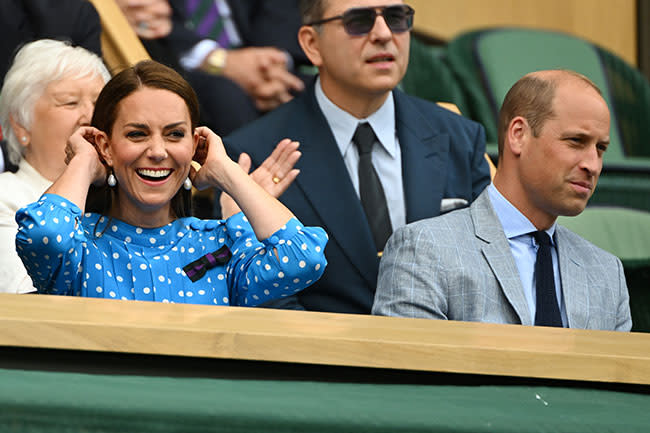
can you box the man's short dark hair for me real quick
[497,70,602,158]
[298,0,328,25]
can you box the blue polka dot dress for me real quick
[15,194,328,306]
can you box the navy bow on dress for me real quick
[183,245,232,282]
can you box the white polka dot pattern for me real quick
[15,193,328,307]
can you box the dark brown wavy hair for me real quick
[87,60,200,220]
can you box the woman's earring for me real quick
[21,136,27,143]
[183,177,192,190]
[107,173,117,187]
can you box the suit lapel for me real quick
[290,88,379,287]
[395,91,449,222]
[472,191,533,325]
[556,228,589,329]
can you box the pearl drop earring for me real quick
[107,173,117,187]
[21,136,27,142]
[183,177,192,190]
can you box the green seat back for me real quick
[446,30,500,152]
[557,207,650,268]
[474,28,625,162]
[597,47,650,158]
[401,36,470,115]
[558,207,650,332]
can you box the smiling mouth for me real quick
[136,168,173,182]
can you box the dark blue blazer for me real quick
[166,0,307,67]
[224,82,491,314]
[0,0,102,86]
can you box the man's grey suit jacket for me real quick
[373,190,632,331]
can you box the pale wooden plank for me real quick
[1,294,649,385]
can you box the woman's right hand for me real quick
[64,126,107,186]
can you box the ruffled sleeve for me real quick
[15,194,87,295]
[222,213,328,306]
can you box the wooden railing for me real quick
[88,0,150,73]
[1,293,649,385]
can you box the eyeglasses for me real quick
[307,4,414,36]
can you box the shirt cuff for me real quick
[180,39,220,70]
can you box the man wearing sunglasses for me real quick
[224,0,491,314]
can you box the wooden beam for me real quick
[1,293,649,385]
[88,0,150,74]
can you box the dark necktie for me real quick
[352,123,392,252]
[186,0,232,47]
[532,231,563,327]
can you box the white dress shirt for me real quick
[314,77,406,231]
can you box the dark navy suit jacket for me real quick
[225,82,491,314]
[0,0,102,86]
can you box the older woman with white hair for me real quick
[0,39,110,293]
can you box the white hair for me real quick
[0,39,111,166]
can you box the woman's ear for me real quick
[192,129,199,154]
[192,129,208,165]
[94,131,113,166]
[8,115,30,147]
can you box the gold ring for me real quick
[272,176,281,184]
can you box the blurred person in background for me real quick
[116,0,309,136]
[0,0,103,174]
[0,39,110,293]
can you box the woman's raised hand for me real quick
[64,126,107,186]
[189,126,236,191]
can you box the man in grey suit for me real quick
[373,70,632,331]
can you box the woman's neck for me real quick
[109,194,175,228]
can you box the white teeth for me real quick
[137,169,171,178]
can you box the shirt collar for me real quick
[487,184,557,242]
[314,76,397,158]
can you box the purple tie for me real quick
[186,0,232,48]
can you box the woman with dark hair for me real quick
[15,60,327,306]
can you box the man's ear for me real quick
[298,25,323,67]
[506,116,530,157]
[8,115,30,147]
[95,131,113,166]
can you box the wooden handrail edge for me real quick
[1,294,649,385]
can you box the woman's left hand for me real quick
[189,126,236,191]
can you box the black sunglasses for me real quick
[307,4,414,36]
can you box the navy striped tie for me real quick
[186,0,231,47]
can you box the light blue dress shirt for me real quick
[314,77,406,231]
[487,184,568,327]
